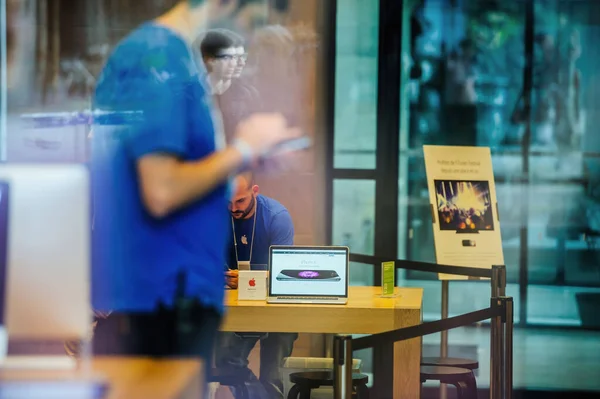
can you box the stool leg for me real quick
[299,387,311,399]
[466,372,478,399]
[453,381,468,399]
[356,384,370,399]
[287,384,301,399]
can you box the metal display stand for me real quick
[440,280,449,399]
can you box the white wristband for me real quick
[232,138,254,168]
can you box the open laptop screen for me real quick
[269,247,348,297]
[0,182,8,325]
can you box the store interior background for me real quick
[333,0,600,395]
[4,0,600,397]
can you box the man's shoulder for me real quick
[100,23,189,82]
[95,25,197,109]
[116,23,179,54]
[259,195,290,217]
[258,195,294,240]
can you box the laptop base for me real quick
[267,297,348,305]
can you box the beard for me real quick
[232,195,256,219]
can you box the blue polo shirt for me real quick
[91,23,229,313]
[228,195,294,268]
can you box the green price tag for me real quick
[381,261,395,296]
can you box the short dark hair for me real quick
[200,29,237,59]
[229,31,245,47]
[238,172,256,188]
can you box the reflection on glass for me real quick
[401,0,600,328]
[333,0,379,169]
[349,262,374,287]
[400,278,521,323]
[332,179,375,256]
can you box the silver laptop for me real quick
[267,246,349,305]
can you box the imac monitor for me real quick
[267,246,349,304]
[434,179,495,234]
[0,165,90,342]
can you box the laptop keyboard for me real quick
[276,296,339,301]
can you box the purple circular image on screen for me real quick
[298,271,320,278]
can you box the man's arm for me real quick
[137,147,243,218]
[269,210,295,245]
[135,113,299,218]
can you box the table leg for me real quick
[325,333,334,357]
[393,336,421,398]
[372,341,394,399]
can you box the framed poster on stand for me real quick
[423,145,504,279]
[423,145,505,399]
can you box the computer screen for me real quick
[269,247,348,297]
[0,165,89,341]
[0,182,8,325]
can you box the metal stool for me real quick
[287,371,369,399]
[420,365,478,399]
[209,368,250,399]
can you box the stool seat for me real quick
[288,371,369,399]
[289,371,369,387]
[421,356,479,370]
[421,365,472,380]
[420,366,478,399]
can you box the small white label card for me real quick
[238,271,268,300]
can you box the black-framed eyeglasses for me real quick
[215,54,247,61]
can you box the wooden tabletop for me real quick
[221,286,423,334]
[0,357,203,399]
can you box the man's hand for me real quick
[225,269,239,289]
[235,113,303,160]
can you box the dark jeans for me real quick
[93,299,221,394]
[215,332,298,399]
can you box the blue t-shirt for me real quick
[228,195,294,268]
[91,23,230,313]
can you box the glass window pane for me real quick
[349,262,374,286]
[399,0,525,324]
[333,0,379,169]
[526,180,600,326]
[332,179,375,255]
[524,0,600,326]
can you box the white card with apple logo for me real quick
[238,271,268,300]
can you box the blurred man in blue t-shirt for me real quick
[90,0,299,378]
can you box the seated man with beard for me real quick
[216,172,298,399]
